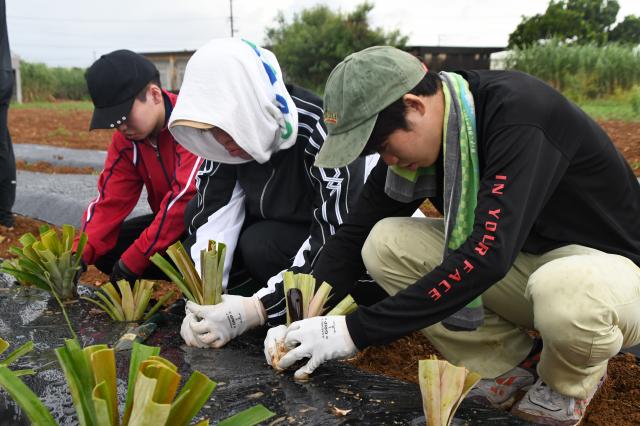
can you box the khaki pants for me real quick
[361,217,640,399]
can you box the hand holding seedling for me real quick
[276,316,357,380]
[184,295,265,348]
[180,311,208,348]
[264,325,288,366]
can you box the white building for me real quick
[11,51,21,103]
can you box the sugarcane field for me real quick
[1,1,640,425]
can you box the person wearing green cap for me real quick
[265,46,640,425]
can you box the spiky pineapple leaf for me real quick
[150,253,195,302]
[0,366,56,426]
[217,404,276,426]
[167,370,216,426]
[1,341,34,367]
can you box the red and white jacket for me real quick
[76,91,202,275]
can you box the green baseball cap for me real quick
[314,46,427,168]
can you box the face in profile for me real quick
[117,85,163,141]
[210,127,253,160]
[378,93,443,170]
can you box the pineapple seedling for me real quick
[0,339,276,426]
[150,240,225,305]
[418,356,481,426]
[271,271,358,373]
[82,279,174,322]
[0,224,87,300]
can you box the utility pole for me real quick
[229,0,235,37]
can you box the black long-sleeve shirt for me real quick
[312,70,640,350]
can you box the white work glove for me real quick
[277,316,358,380]
[186,295,266,348]
[180,311,207,348]
[263,325,288,367]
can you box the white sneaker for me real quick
[466,366,536,409]
[511,375,605,426]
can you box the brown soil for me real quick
[346,331,442,382]
[601,121,640,173]
[16,160,96,175]
[9,107,111,150]
[4,108,640,424]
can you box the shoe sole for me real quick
[510,407,580,426]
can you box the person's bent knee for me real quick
[529,256,623,365]
[527,255,608,307]
[237,228,267,266]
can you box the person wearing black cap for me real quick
[0,0,15,228]
[73,49,202,286]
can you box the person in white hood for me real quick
[168,38,384,349]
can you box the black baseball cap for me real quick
[85,49,159,130]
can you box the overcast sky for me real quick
[7,0,640,67]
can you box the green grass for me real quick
[506,41,640,100]
[47,126,72,138]
[10,100,93,111]
[576,89,640,122]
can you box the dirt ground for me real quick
[9,108,111,150]
[8,108,640,176]
[3,107,640,424]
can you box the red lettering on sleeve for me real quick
[438,280,452,292]
[448,269,462,282]
[488,209,501,220]
[492,183,504,195]
[485,221,497,232]
[475,242,489,256]
[463,259,474,273]
[428,288,442,301]
[481,234,496,245]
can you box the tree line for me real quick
[18,1,640,102]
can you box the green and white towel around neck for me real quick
[384,71,484,331]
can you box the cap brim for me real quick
[314,113,378,168]
[89,97,135,130]
[170,119,214,130]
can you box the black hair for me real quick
[135,74,162,102]
[361,70,441,156]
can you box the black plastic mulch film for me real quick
[0,272,541,425]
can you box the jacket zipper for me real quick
[151,141,172,187]
[260,163,275,219]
